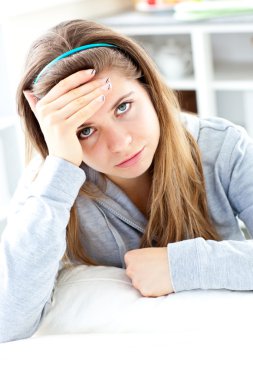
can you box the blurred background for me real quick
[1,0,253,236]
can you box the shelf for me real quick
[166,77,197,91]
[100,11,253,36]
[212,62,253,90]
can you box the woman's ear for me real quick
[23,90,38,115]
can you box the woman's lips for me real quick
[115,147,145,168]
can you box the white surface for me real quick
[0,117,24,224]
[0,139,10,220]
[0,117,17,131]
[0,0,83,20]
[1,332,252,380]
[244,91,253,138]
[1,263,253,380]
[35,265,253,336]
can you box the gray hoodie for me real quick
[1,113,253,343]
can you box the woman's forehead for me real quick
[95,68,126,80]
[95,70,144,94]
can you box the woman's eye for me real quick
[116,102,131,115]
[77,127,95,140]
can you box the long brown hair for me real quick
[16,19,220,265]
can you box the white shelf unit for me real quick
[100,12,253,137]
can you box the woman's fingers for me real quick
[36,80,111,130]
[66,94,106,130]
[39,69,95,104]
[58,81,111,120]
[49,76,110,111]
[25,69,112,166]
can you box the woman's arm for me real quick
[0,69,109,342]
[0,156,85,343]
[168,124,253,292]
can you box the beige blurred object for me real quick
[163,0,185,4]
[132,0,185,6]
[132,0,186,12]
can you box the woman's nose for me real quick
[105,127,133,153]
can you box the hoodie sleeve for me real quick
[0,155,86,343]
[167,124,253,293]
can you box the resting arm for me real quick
[0,156,85,343]
[168,125,253,292]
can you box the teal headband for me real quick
[33,43,118,84]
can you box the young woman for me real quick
[1,19,253,343]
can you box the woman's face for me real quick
[78,69,160,184]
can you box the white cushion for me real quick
[35,264,253,336]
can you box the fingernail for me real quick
[90,69,96,75]
[101,82,112,91]
[97,95,105,102]
[99,77,110,84]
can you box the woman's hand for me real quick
[23,69,111,167]
[124,247,174,297]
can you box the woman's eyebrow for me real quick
[110,90,135,111]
